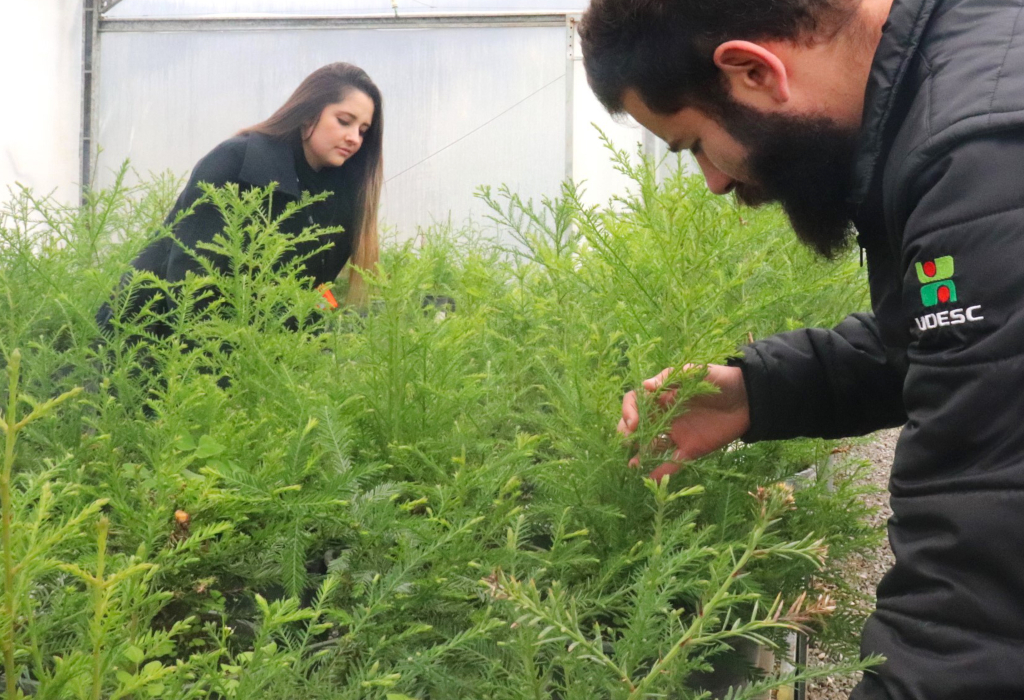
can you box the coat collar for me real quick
[848,0,939,209]
[237,132,302,199]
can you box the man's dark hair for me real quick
[579,0,860,116]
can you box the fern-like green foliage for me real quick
[0,144,881,698]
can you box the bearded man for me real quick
[581,0,1024,697]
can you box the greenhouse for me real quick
[7,0,1013,699]
[6,0,670,236]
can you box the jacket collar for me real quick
[237,132,302,199]
[849,0,939,208]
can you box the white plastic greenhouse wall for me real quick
[2,0,680,240]
[0,0,84,205]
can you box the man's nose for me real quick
[697,156,735,195]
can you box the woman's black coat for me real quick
[97,132,355,335]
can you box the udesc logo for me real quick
[913,255,984,331]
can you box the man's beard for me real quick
[714,99,860,259]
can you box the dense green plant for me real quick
[0,146,881,698]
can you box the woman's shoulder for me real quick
[187,135,252,186]
[186,132,300,197]
[194,134,256,173]
[235,132,302,198]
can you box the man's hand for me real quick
[618,364,751,481]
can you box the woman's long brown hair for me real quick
[239,63,383,304]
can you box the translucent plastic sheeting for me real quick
[571,49,646,210]
[95,26,568,241]
[105,0,590,19]
[566,16,697,209]
[0,0,82,203]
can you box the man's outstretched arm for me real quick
[732,311,908,442]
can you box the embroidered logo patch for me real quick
[916,256,956,307]
[912,254,985,332]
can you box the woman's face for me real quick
[302,89,375,171]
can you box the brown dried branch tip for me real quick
[750,482,796,518]
[482,569,511,600]
[774,591,838,634]
[813,541,830,567]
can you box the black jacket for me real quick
[97,132,354,335]
[734,0,1024,696]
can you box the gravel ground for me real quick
[805,428,900,700]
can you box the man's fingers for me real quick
[623,363,710,479]
[643,367,683,409]
[619,390,639,435]
[642,367,675,392]
[629,442,684,472]
[655,387,679,409]
[622,364,700,440]
[649,460,681,482]
[649,448,689,481]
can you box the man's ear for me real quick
[713,40,791,104]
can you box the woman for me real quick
[98,62,383,336]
